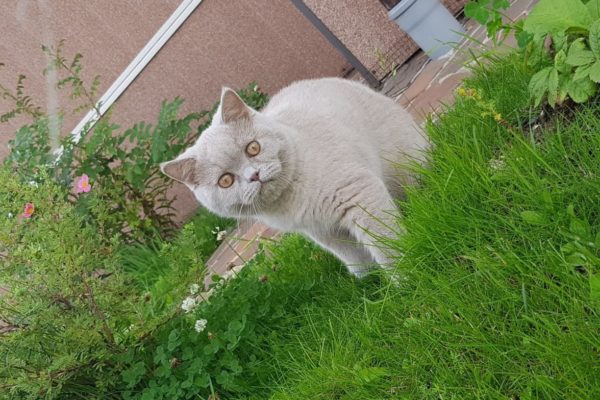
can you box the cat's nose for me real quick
[243,166,261,182]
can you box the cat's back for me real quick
[262,77,422,160]
[263,77,383,122]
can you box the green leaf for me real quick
[524,0,593,34]
[589,60,600,82]
[566,252,588,266]
[590,20,600,57]
[356,366,389,383]
[570,217,591,238]
[566,38,596,66]
[122,361,146,387]
[194,372,211,388]
[516,30,534,48]
[520,210,546,225]
[140,388,158,400]
[554,49,569,73]
[465,2,490,25]
[567,76,597,102]
[553,31,568,52]
[548,68,559,107]
[167,329,181,352]
[494,0,510,9]
[573,64,592,80]
[528,67,553,106]
[588,0,600,19]
[203,340,220,355]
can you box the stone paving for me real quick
[203,0,537,287]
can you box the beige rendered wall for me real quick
[0,0,347,220]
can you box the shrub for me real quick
[1,41,268,242]
[0,168,137,398]
[0,167,234,399]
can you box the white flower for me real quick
[28,180,39,188]
[6,212,13,218]
[488,156,506,171]
[189,283,200,295]
[194,319,208,333]
[181,296,197,313]
[212,226,227,242]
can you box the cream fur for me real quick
[161,77,428,277]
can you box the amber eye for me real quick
[218,173,234,188]
[245,140,261,157]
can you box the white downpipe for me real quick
[69,0,203,143]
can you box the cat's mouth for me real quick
[240,162,285,210]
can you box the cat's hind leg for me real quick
[336,177,401,272]
[306,230,376,278]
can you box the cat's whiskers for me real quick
[234,198,246,222]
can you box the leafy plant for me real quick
[0,65,43,123]
[468,0,600,107]
[1,41,269,242]
[118,234,344,399]
[524,0,600,107]
[0,169,137,398]
[464,0,511,43]
[0,167,237,399]
[375,47,398,78]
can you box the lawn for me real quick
[196,53,598,399]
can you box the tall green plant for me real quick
[0,169,135,398]
[464,0,512,43]
[1,41,268,242]
[466,0,600,107]
[0,168,229,399]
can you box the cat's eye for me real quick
[218,173,234,188]
[245,140,261,157]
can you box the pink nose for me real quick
[249,171,260,182]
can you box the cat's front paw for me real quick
[346,265,372,279]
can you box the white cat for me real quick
[161,78,428,277]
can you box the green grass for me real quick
[117,208,234,314]
[206,54,600,399]
[119,208,233,289]
[117,53,599,399]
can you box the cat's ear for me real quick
[219,87,253,124]
[160,157,199,185]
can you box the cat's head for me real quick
[160,87,293,218]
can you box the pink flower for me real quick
[22,203,35,218]
[75,174,92,194]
